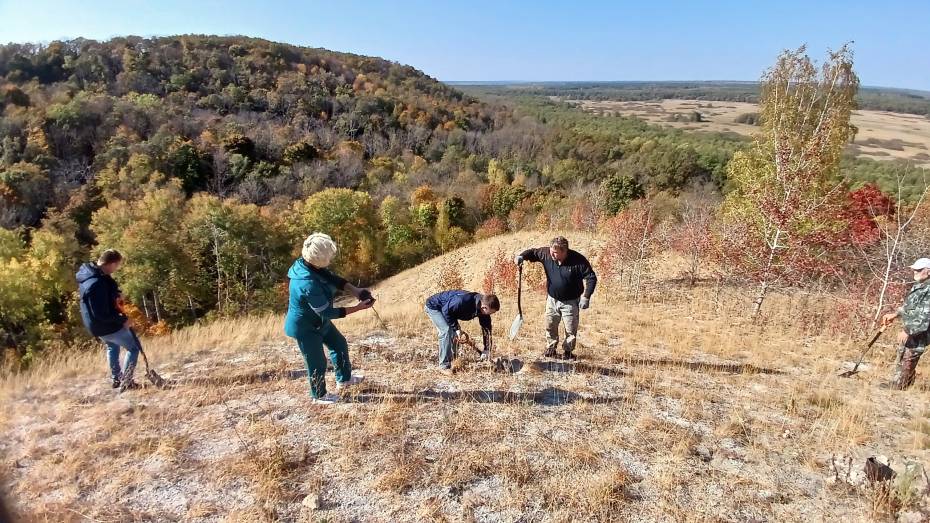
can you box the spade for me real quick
[130,328,167,388]
[839,326,886,378]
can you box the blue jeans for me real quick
[294,323,351,398]
[425,307,455,369]
[99,327,142,380]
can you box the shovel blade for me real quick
[509,314,523,340]
[146,369,167,388]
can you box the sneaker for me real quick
[311,393,341,405]
[111,378,121,389]
[118,379,141,393]
[336,375,365,390]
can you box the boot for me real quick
[894,348,919,390]
[559,351,577,361]
[118,364,139,393]
[119,379,141,392]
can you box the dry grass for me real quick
[2,231,929,521]
[569,98,930,168]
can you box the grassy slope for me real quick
[2,232,929,522]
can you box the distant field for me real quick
[459,81,930,117]
[567,99,930,168]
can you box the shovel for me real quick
[456,332,485,358]
[370,304,388,330]
[839,326,886,378]
[130,328,167,388]
[509,263,524,340]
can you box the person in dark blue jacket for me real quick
[76,249,142,391]
[424,290,500,373]
[284,233,374,404]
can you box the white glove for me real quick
[579,296,590,310]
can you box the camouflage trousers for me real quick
[893,331,928,390]
[545,296,579,356]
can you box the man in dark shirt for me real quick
[76,249,143,391]
[516,236,597,359]
[425,290,500,374]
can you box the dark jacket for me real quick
[426,290,492,348]
[520,247,597,302]
[284,258,348,338]
[76,262,127,337]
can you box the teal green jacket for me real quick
[284,258,348,338]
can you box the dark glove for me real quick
[579,296,590,310]
[358,289,373,302]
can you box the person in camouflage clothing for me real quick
[881,258,930,390]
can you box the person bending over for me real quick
[425,290,500,374]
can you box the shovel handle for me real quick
[866,326,886,348]
[128,328,152,373]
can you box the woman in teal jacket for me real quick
[285,233,374,404]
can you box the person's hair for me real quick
[550,236,569,251]
[97,249,123,266]
[301,232,338,267]
[481,293,501,312]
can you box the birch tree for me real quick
[720,44,859,317]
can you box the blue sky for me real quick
[1,0,928,90]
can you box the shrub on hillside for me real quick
[121,302,170,337]
[482,249,518,295]
[598,199,665,295]
[571,200,600,230]
[436,226,471,253]
[598,173,644,215]
[474,217,508,240]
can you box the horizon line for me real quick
[443,80,930,94]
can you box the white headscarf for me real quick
[301,232,338,268]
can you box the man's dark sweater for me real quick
[519,247,597,302]
[76,262,127,336]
